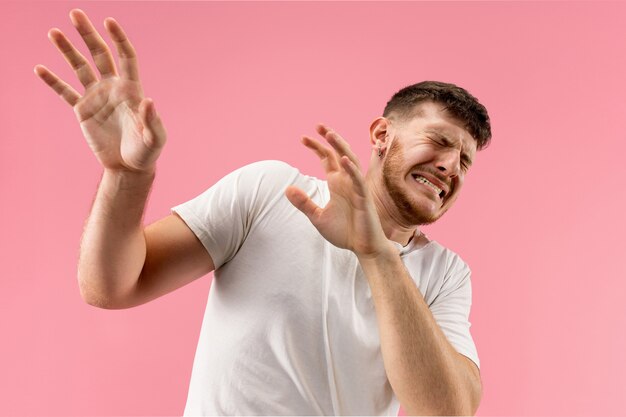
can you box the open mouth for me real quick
[411,174,446,199]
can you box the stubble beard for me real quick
[381,139,444,226]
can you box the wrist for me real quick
[102,167,156,194]
[104,166,156,181]
[356,240,398,264]
[356,241,404,288]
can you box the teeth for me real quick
[414,175,442,196]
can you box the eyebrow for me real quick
[424,130,474,166]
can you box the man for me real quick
[35,9,491,416]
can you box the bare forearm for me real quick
[358,249,473,415]
[78,168,156,308]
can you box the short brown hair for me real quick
[383,81,492,150]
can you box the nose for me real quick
[436,148,461,177]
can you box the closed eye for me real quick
[431,137,471,171]
[424,131,474,171]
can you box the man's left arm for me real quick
[358,249,482,416]
[285,124,482,415]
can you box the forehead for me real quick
[423,124,476,152]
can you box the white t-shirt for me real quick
[171,160,480,416]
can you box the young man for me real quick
[35,9,491,416]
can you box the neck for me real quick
[366,172,419,247]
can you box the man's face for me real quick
[381,101,477,225]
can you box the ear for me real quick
[369,117,392,150]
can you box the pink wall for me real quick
[2,1,625,415]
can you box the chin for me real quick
[412,207,444,226]
[395,192,445,225]
[403,187,457,225]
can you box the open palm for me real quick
[34,9,166,173]
[285,125,390,258]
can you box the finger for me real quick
[48,28,98,88]
[285,186,322,223]
[34,64,81,106]
[139,98,167,148]
[301,136,339,172]
[69,9,118,78]
[316,123,361,169]
[104,17,140,81]
[340,156,368,199]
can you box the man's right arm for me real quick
[35,10,214,309]
[78,168,215,309]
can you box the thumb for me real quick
[285,186,321,223]
[140,98,167,148]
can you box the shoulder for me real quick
[416,241,474,309]
[237,159,321,186]
[423,240,472,283]
[240,159,298,173]
[227,159,328,208]
[240,159,326,193]
[223,160,302,190]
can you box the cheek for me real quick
[406,146,439,166]
[404,143,425,155]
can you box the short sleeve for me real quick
[170,160,300,270]
[428,255,481,371]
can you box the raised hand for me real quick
[34,9,166,174]
[285,124,394,259]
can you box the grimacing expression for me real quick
[381,102,477,225]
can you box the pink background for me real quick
[1,1,625,415]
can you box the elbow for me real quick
[81,293,130,310]
[82,294,116,309]
[77,275,127,310]
[77,269,107,308]
[79,287,116,309]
